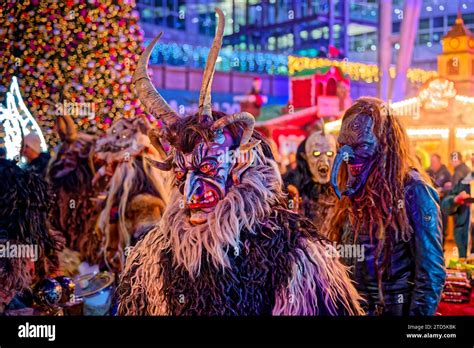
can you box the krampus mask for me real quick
[330,107,378,199]
[117,8,363,316]
[134,9,258,226]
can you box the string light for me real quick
[0,0,144,148]
[288,56,438,84]
[406,128,449,138]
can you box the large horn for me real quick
[145,156,173,171]
[198,8,225,120]
[63,114,77,142]
[330,145,354,200]
[211,112,255,147]
[133,32,179,126]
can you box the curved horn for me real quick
[133,32,179,126]
[145,156,173,171]
[198,8,225,119]
[211,112,255,146]
[63,114,77,142]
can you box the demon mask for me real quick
[134,8,259,226]
[330,103,380,199]
[95,117,150,165]
[302,131,336,185]
[49,114,95,179]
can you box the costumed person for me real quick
[21,131,51,178]
[283,124,337,237]
[329,97,445,316]
[93,115,170,273]
[116,9,363,316]
[441,151,474,259]
[0,155,63,314]
[47,114,100,267]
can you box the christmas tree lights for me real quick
[0,0,145,148]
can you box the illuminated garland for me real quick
[288,56,438,84]
[0,0,144,148]
[145,41,289,75]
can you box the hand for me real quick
[443,182,452,191]
[454,191,470,205]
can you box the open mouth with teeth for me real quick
[187,189,219,210]
[348,163,364,176]
[317,165,330,176]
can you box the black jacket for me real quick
[341,170,445,315]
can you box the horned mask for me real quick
[133,8,259,225]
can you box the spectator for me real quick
[427,153,452,246]
[427,153,452,197]
[21,132,50,178]
[442,152,474,258]
[450,151,470,187]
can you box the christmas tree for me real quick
[0,0,144,148]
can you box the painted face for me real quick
[304,132,337,184]
[331,114,378,199]
[173,129,235,225]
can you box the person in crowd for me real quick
[427,153,452,244]
[450,151,470,187]
[427,153,452,196]
[329,97,445,316]
[21,132,50,177]
[442,151,474,258]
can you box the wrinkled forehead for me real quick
[338,114,374,145]
[175,128,236,166]
[305,133,337,153]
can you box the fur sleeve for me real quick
[272,238,364,316]
[115,227,167,315]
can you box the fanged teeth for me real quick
[190,192,216,205]
[350,164,363,175]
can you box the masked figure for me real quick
[116,9,363,316]
[329,97,445,316]
[48,114,100,264]
[93,115,169,273]
[0,157,62,314]
[283,128,337,236]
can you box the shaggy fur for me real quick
[94,116,170,273]
[0,159,60,312]
[48,134,99,263]
[116,129,363,315]
[96,157,167,272]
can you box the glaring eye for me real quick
[175,170,186,181]
[313,151,321,157]
[326,151,334,157]
[112,129,116,134]
[200,161,217,174]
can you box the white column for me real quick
[392,0,422,102]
